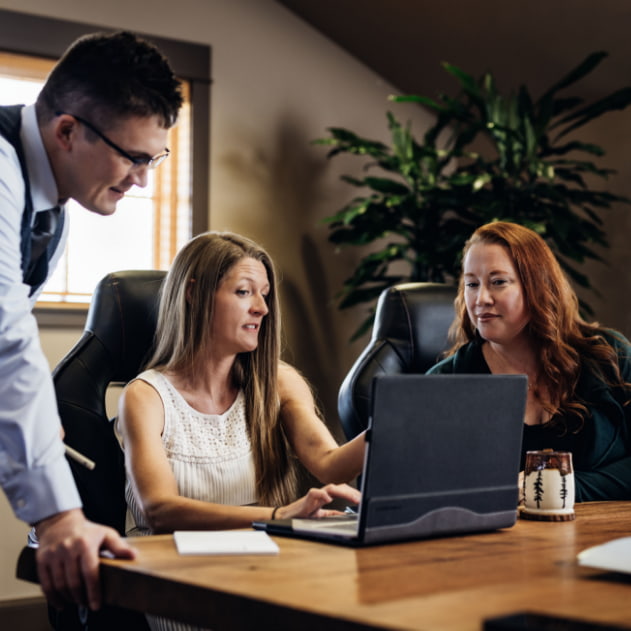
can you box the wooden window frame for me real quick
[0,8,211,327]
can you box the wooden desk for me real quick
[17,502,631,630]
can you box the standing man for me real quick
[0,30,183,612]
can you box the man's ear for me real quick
[53,114,78,151]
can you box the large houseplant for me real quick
[315,52,631,340]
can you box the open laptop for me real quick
[253,373,527,546]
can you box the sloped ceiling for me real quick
[277,0,631,101]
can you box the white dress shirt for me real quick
[0,104,80,525]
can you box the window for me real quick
[0,9,210,317]
[0,52,192,305]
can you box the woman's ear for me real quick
[185,278,196,304]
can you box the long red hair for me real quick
[447,221,629,431]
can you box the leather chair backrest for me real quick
[337,282,457,440]
[53,270,166,534]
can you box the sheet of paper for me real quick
[174,530,280,556]
[577,536,631,574]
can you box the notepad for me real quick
[173,531,280,556]
[577,536,631,574]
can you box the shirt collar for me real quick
[19,104,60,213]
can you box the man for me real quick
[0,30,182,612]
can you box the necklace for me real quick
[484,343,539,390]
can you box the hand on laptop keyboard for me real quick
[273,483,361,520]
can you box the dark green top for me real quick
[427,331,631,502]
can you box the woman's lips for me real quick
[477,313,499,323]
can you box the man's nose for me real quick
[128,165,149,188]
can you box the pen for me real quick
[64,444,96,470]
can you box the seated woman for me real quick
[428,221,631,502]
[116,231,363,544]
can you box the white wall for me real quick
[0,0,432,600]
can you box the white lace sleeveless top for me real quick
[124,369,257,536]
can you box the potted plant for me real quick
[315,52,631,340]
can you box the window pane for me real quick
[0,76,42,103]
[51,198,155,299]
[0,51,192,306]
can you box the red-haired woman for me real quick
[428,221,631,502]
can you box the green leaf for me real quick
[442,62,481,98]
[548,96,584,118]
[555,87,631,138]
[543,140,605,157]
[390,94,449,113]
[540,51,608,101]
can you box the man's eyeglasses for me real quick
[56,111,170,169]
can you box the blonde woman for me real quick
[117,231,363,539]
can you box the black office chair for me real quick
[337,282,457,440]
[50,270,166,631]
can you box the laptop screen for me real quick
[358,374,527,535]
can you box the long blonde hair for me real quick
[146,231,297,504]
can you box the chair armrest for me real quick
[15,546,38,584]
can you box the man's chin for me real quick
[84,203,118,216]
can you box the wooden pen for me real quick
[64,444,96,470]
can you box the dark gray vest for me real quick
[0,104,63,295]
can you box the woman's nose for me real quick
[251,294,269,315]
[476,284,492,305]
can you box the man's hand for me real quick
[35,508,136,611]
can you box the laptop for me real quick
[253,373,527,546]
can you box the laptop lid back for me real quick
[359,374,526,544]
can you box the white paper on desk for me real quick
[173,530,279,556]
[577,536,631,574]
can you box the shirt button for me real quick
[16,498,25,508]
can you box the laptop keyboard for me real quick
[292,515,359,536]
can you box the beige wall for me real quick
[574,109,631,337]
[1,0,629,603]
[0,0,431,601]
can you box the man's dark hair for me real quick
[37,31,183,128]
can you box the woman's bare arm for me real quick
[117,378,360,532]
[278,362,365,484]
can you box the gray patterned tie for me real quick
[24,206,62,294]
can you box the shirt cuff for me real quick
[2,454,82,525]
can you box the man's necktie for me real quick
[24,206,61,293]
[30,206,60,262]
